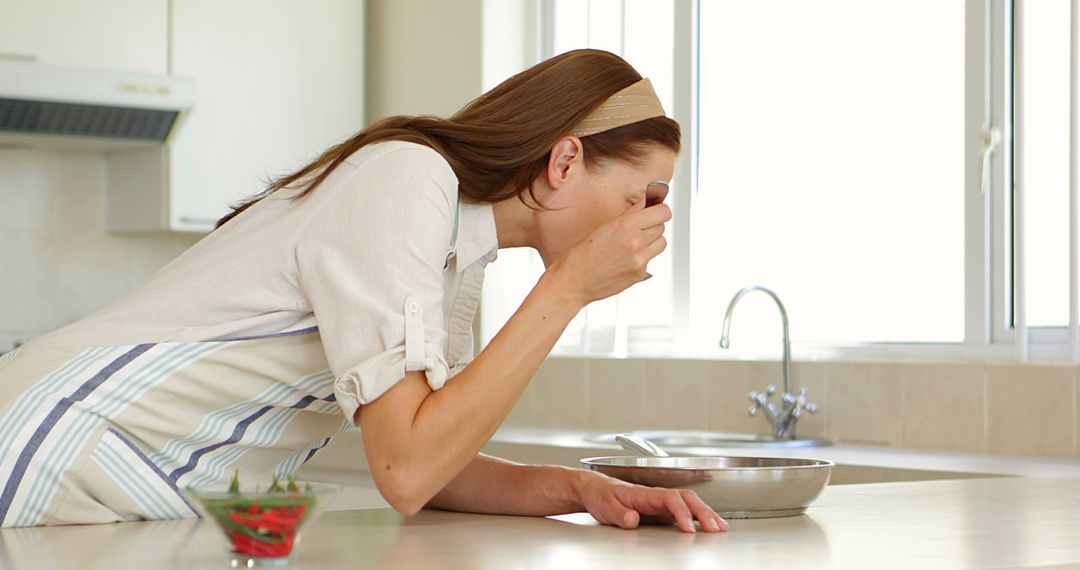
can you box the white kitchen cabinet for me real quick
[106,0,366,233]
[0,0,167,74]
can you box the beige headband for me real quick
[569,78,667,137]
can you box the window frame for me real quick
[529,0,1080,364]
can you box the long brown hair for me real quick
[215,49,681,229]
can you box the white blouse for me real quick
[33,140,500,423]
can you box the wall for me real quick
[365,0,484,120]
[0,150,200,352]
[505,357,1080,460]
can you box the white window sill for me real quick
[549,339,1080,366]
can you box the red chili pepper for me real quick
[260,511,300,525]
[228,512,254,528]
[231,532,292,558]
[221,507,305,557]
[247,503,261,515]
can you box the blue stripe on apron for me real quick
[0,344,154,524]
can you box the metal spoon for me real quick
[615,433,671,458]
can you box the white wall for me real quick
[0,150,199,352]
[365,0,485,119]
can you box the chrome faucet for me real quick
[719,285,818,440]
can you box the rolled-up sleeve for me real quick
[294,144,458,424]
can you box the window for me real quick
[1019,0,1070,329]
[481,0,1080,363]
[693,0,966,350]
[481,0,676,355]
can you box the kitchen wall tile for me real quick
[791,362,828,439]
[902,363,987,452]
[706,360,825,439]
[0,150,200,347]
[1071,369,1080,457]
[825,362,903,446]
[0,229,128,334]
[585,358,648,431]
[0,230,47,344]
[503,378,536,427]
[0,150,104,231]
[643,359,711,430]
[530,357,589,428]
[988,365,1074,457]
[707,360,775,434]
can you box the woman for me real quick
[0,49,727,534]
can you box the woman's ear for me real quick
[546,136,583,190]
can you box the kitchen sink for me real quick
[584,430,832,449]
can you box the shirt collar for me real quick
[448,199,499,273]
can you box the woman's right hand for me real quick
[546,203,672,307]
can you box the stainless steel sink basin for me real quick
[585,430,832,449]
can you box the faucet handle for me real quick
[793,387,819,416]
[748,389,770,417]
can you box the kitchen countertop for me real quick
[300,426,1080,482]
[484,427,1080,479]
[4,475,1080,569]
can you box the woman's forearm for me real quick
[362,202,670,515]
[426,454,589,516]
[359,268,583,513]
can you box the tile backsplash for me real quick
[0,149,200,351]
[507,356,1080,460]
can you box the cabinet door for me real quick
[168,0,365,231]
[0,0,167,73]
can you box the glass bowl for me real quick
[185,479,341,567]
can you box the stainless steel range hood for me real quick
[0,60,194,151]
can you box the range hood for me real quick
[0,60,194,151]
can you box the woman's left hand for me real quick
[573,471,729,534]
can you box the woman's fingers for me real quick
[642,235,667,261]
[681,490,729,532]
[578,474,730,534]
[638,224,665,244]
[598,490,640,529]
[627,202,672,230]
[661,490,696,533]
[618,507,641,529]
[549,201,671,304]
[609,485,726,534]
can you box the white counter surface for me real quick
[4,475,1080,569]
[485,426,1080,479]
[7,428,1080,569]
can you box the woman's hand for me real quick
[573,470,729,534]
[547,203,673,307]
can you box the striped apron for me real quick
[0,324,351,527]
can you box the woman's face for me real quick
[533,140,677,266]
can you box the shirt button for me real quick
[407,302,420,314]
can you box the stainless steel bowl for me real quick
[580,456,834,519]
